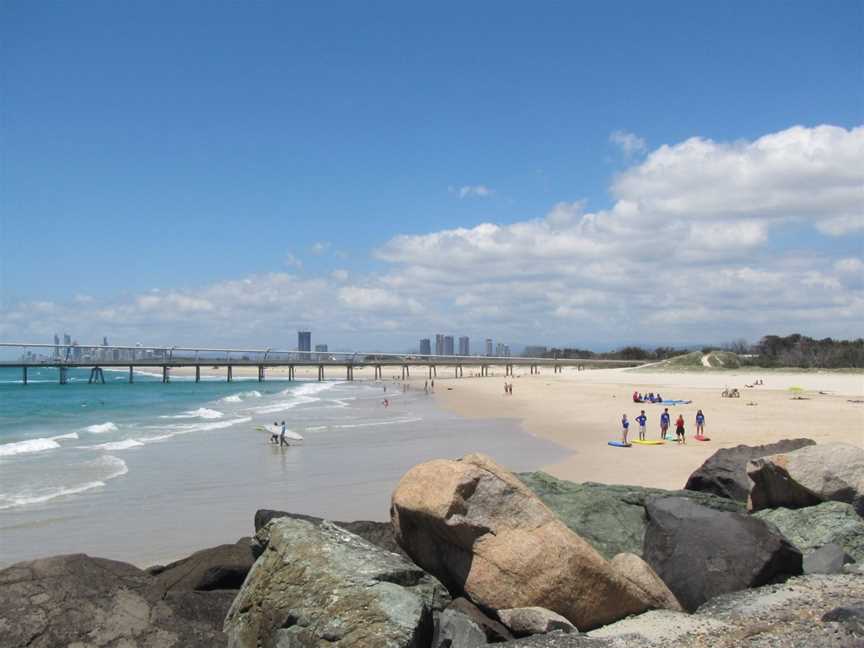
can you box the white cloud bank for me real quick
[2,124,862,349]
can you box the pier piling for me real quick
[195,366,200,383]
[22,366,27,385]
[258,365,265,382]
[59,367,68,385]
[129,366,134,383]
[162,366,170,383]
[227,366,233,382]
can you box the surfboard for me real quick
[632,439,665,445]
[608,441,632,448]
[256,426,304,441]
[694,435,711,442]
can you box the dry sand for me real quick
[431,366,864,490]
[170,362,863,490]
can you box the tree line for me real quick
[542,334,864,368]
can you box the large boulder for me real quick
[683,438,816,502]
[747,442,864,515]
[0,553,230,647]
[224,516,449,647]
[643,497,802,611]
[609,553,682,612]
[391,454,656,631]
[753,501,864,562]
[447,598,513,642]
[517,472,743,559]
[803,543,851,575]
[432,607,488,648]
[254,509,409,558]
[150,538,256,592]
[497,607,577,637]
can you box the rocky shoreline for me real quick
[1,439,862,647]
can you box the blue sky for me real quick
[1,1,862,351]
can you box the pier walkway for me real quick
[0,343,644,384]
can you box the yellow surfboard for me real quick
[632,439,665,445]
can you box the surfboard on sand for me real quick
[256,426,304,441]
[632,439,665,445]
[608,441,632,448]
[694,435,711,441]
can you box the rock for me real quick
[498,633,612,647]
[747,442,864,515]
[822,606,864,636]
[151,538,255,592]
[643,497,802,612]
[804,543,852,575]
[683,438,816,502]
[497,607,577,637]
[433,607,489,648]
[844,562,864,576]
[517,472,743,559]
[609,553,682,612]
[224,516,449,648]
[253,508,409,558]
[448,598,513,642]
[753,501,864,562]
[391,454,656,631]
[0,553,229,647]
[590,574,864,647]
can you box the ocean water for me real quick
[0,367,567,567]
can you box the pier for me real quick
[0,343,645,385]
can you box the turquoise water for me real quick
[0,366,291,446]
[0,367,567,566]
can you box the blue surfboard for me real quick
[608,441,632,448]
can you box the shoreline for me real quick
[430,367,864,490]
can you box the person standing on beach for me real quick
[279,421,288,447]
[695,409,705,436]
[636,410,647,441]
[660,408,670,440]
[621,414,630,444]
[675,414,686,444]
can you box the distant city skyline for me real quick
[2,3,861,348]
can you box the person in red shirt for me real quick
[675,414,686,444]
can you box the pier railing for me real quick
[0,342,644,384]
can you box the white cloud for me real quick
[610,130,647,157]
[452,185,494,199]
[284,253,303,269]
[3,124,862,350]
[311,241,331,254]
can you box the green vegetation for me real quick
[548,334,864,370]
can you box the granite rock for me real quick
[224,516,449,647]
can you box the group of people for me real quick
[503,382,514,395]
[268,421,291,447]
[621,408,706,445]
[632,391,663,403]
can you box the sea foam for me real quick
[0,437,61,457]
[92,439,144,451]
[163,408,224,420]
[0,455,128,510]
[85,422,119,434]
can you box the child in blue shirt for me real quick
[695,410,705,436]
[660,408,670,440]
[621,414,630,445]
[636,410,647,440]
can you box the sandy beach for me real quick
[175,362,864,491]
[425,366,864,490]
